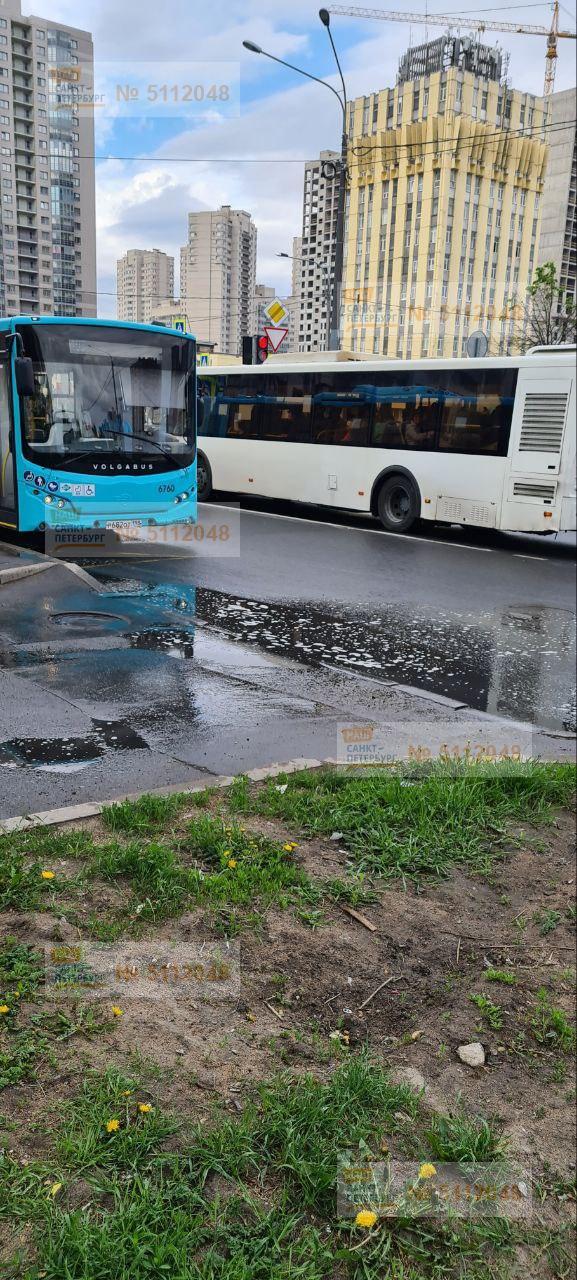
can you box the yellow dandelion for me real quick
[0,1005,9,1015]
[418,1163,437,1180]
[355,1209,378,1229]
[49,1182,63,1198]
[13,991,21,999]
[289,842,298,849]
[41,870,55,880]
[111,1006,124,1017]
[283,843,294,852]
[227,858,238,869]
[223,849,231,856]
[138,1103,153,1114]
[121,1090,132,1097]
[105,1119,120,1133]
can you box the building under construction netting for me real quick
[397,34,503,84]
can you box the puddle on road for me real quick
[130,626,196,658]
[0,719,148,772]
[192,587,576,733]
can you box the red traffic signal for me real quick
[256,334,269,363]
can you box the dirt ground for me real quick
[1,793,575,1231]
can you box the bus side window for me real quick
[311,372,370,446]
[438,370,517,455]
[261,374,312,443]
[371,374,442,448]
[224,376,262,439]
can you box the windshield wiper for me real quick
[95,426,186,470]
[42,428,190,475]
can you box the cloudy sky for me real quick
[45,0,577,321]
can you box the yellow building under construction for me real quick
[341,36,549,358]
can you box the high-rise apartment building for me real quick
[117,248,175,324]
[341,36,548,358]
[0,0,96,318]
[298,151,339,352]
[254,282,274,334]
[538,87,576,302]
[180,205,257,355]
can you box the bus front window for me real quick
[17,324,195,472]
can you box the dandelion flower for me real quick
[111,1006,123,1017]
[355,1209,378,1229]
[419,1163,437,1180]
[283,844,294,852]
[41,870,55,880]
[49,1182,62,1198]
[122,1090,132,1097]
[0,1005,9,1015]
[105,1119,120,1133]
[227,859,237,869]
[223,849,231,856]
[138,1103,153,1114]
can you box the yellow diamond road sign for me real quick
[264,297,287,326]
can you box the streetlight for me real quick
[243,14,348,350]
[277,251,332,349]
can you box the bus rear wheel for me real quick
[377,474,420,533]
[197,451,213,502]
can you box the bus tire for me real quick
[376,473,420,533]
[197,451,213,502]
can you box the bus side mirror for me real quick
[15,356,35,397]
[196,395,205,429]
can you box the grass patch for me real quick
[0,829,91,911]
[87,815,311,925]
[529,989,576,1054]
[484,969,517,986]
[534,908,562,936]
[469,993,504,1030]
[425,1112,506,1163]
[228,762,575,879]
[55,1067,178,1172]
[0,1056,571,1279]
[101,792,190,835]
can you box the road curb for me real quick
[0,538,103,592]
[0,561,55,586]
[0,758,325,833]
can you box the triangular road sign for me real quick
[264,325,288,353]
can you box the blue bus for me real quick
[0,316,197,534]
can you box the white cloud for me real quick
[42,0,575,319]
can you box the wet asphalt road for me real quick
[0,505,575,819]
[89,502,576,734]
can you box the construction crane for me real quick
[328,2,576,96]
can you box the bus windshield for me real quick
[17,323,196,474]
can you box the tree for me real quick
[509,262,576,352]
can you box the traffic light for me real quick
[242,335,255,364]
[241,334,269,364]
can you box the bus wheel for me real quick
[197,452,213,502]
[377,474,420,533]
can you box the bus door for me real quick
[502,363,574,530]
[0,356,17,529]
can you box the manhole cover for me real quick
[50,610,126,628]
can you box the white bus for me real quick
[197,351,576,535]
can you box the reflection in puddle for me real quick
[193,588,576,733]
[130,627,196,659]
[0,719,149,772]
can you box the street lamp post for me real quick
[318,9,348,354]
[243,13,348,351]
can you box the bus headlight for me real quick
[174,491,189,504]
